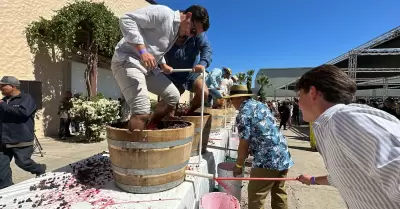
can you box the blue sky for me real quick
[157,0,400,75]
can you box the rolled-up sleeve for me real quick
[196,33,212,68]
[332,111,400,202]
[119,6,170,45]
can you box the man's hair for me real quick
[295,64,356,104]
[184,5,210,31]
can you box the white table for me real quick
[0,129,231,209]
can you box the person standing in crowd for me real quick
[205,67,232,107]
[278,101,290,130]
[0,76,46,189]
[111,5,210,130]
[226,85,293,209]
[381,97,400,119]
[292,98,300,126]
[220,76,238,97]
[164,30,212,115]
[58,91,73,140]
[288,100,293,128]
[296,65,400,209]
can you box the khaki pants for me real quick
[248,168,289,209]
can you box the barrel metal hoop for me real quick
[111,160,188,176]
[115,177,185,194]
[107,136,193,149]
[213,116,224,119]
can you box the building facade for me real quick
[254,67,311,100]
[0,0,190,137]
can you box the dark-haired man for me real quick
[0,76,46,189]
[112,5,210,130]
[164,30,212,115]
[295,65,400,209]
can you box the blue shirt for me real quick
[164,33,212,83]
[206,68,222,89]
[236,99,294,171]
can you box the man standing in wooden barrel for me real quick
[164,30,212,115]
[111,5,210,130]
[226,85,294,209]
[206,67,232,108]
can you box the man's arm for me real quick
[298,174,330,185]
[196,33,212,68]
[0,96,36,118]
[333,110,400,201]
[119,6,171,49]
[236,139,249,167]
[235,109,252,167]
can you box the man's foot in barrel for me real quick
[146,122,158,130]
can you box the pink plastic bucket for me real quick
[200,192,240,209]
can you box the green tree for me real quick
[25,1,121,99]
[246,69,255,94]
[236,73,247,85]
[256,74,271,100]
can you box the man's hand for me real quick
[193,65,205,73]
[160,64,173,74]
[297,174,313,185]
[140,52,157,69]
[0,100,3,103]
[233,165,242,177]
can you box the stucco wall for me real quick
[0,0,151,137]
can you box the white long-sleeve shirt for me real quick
[112,5,180,74]
[313,104,400,209]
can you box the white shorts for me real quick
[111,61,180,115]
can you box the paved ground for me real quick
[10,127,345,209]
[240,126,346,209]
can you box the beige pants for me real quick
[248,168,289,209]
[111,61,180,115]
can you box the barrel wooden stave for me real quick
[199,108,225,131]
[106,120,194,193]
[180,113,211,156]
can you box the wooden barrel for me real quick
[180,113,212,156]
[106,120,194,194]
[224,107,236,120]
[201,108,225,131]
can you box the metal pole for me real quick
[199,69,205,165]
[170,69,204,165]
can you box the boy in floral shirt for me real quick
[225,85,294,209]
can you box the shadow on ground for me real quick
[288,145,318,152]
[290,126,310,137]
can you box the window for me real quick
[19,80,43,109]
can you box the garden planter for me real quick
[106,120,194,193]
[180,113,211,156]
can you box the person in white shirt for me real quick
[296,64,400,209]
[219,76,238,97]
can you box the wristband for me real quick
[311,176,315,185]
[235,163,242,168]
[139,49,147,55]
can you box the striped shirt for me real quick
[313,104,400,209]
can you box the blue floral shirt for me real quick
[236,99,294,171]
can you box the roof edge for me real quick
[326,26,400,65]
[145,0,157,5]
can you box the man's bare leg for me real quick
[146,100,177,129]
[128,114,150,131]
[187,78,209,115]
